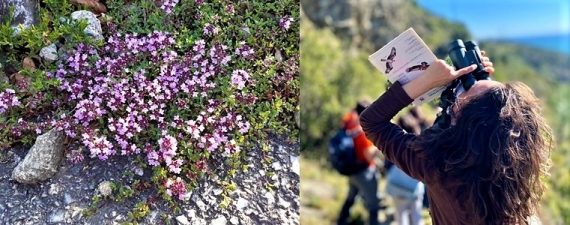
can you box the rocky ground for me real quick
[0,134,300,225]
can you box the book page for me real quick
[368,28,445,105]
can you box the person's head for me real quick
[418,80,552,224]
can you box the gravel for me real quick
[0,134,299,224]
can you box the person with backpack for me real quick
[333,101,380,225]
[384,114,425,225]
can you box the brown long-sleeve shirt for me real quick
[360,82,479,225]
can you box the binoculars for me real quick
[448,39,491,91]
[434,39,492,128]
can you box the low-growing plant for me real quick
[128,201,151,222]
[1,0,299,213]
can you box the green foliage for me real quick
[112,182,136,202]
[128,201,151,222]
[300,20,385,153]
[0,0,93,147]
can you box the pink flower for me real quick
[168,158,184,174]
[160,0,179,14]
[230,69,250,90]
[165,177,188,200]
[0,89,20,114]
[238,121,250,134]
[279,16,294,30]
[203,23,219,36]
[68,148,85,164]
[82,131,115,160]
[158,135,178,153]
[235,41,255,60]
[147,150,161,166]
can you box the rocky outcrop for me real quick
[0,0,39,33]
[39,43,58,63]
[71,10,103,41]
[11,129,65,184]
[301,0,470,54]
[0,63,8,84]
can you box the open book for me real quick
[368,28,445,105]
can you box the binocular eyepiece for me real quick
[433,39,492,129]
[448,39,491,91]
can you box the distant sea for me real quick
[506,34,570,56]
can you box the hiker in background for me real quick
[407,107,432,209]
[384,115,425,225]
[409,106,430,131]
[334,101,380,225]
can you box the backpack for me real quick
[328,129,369,175]
[385,166,424,200]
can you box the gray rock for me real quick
[278,196,291,208]
[48,209,65,223]
[211,216,227,225]
[271,162,282,171]
[0,63,7,84]
[48,183,61,195]
[97,181,113,197]
[195,199,206,212]
[0,0,39,33]
[229,217,239,225]
[290,155,299,175]
[301,0,424,50]
[39,43,58,62]
[236,197,248,211]
[145,211,159,224]
[176,215,190,225]
[64,193,75,204]
[71,10,103,41]
[11,129,65,184]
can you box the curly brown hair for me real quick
[416,82,552,224]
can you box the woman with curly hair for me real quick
[360,55,552,225]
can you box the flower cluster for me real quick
[235,41,255,60]
[10,118,40,138]
[147,135,184,174]
[165,177,188,200]
[160,0,179,14]
[81,130,115,160]
[0,89,20,114]
[13,0,301,203]
[73,99,106,127]
[225,4,235,15]
[279,16,294,31]
[203,23,219,37]
[46,25,259,202]
[230,69,251,90]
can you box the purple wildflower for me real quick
[203,23,219,36]
[0,89,20,114]
[165,177,188,200]
[230,69,250,90]
[160,0,179,14]
[279,16,294,30]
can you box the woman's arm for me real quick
[360,60,477,181]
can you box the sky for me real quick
[417,0,570,39]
